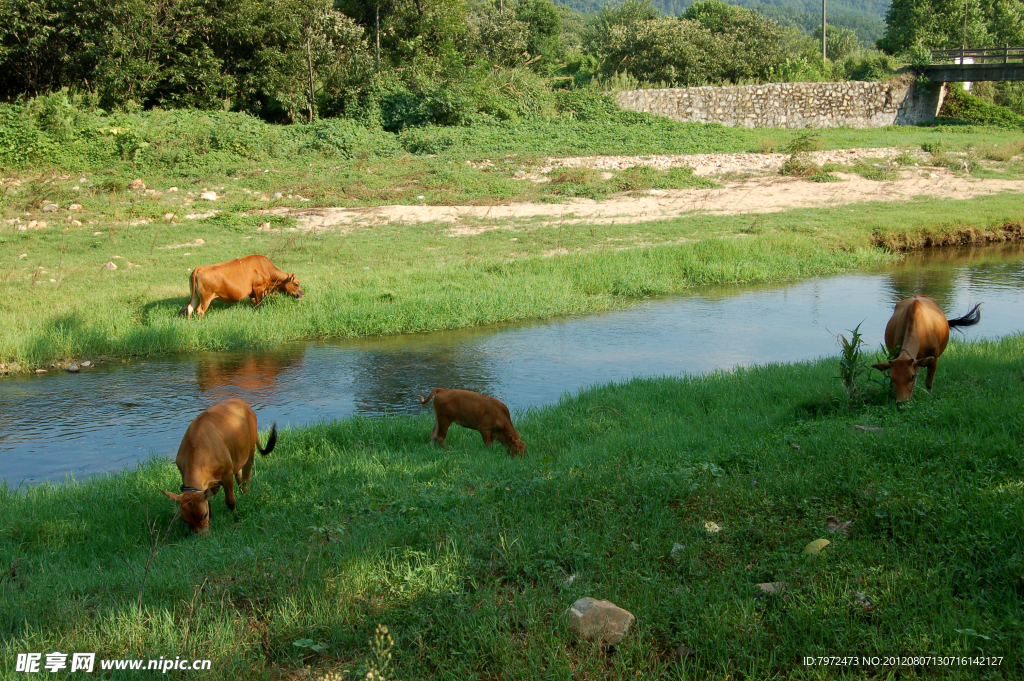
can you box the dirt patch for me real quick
[277,168,1024,234]
[537,147,927,177]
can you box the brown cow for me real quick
[871,295,981,402]
[162,398,277,533]
[178,254,303,318]
[419,388,526,456]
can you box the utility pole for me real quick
[375,5,381,71]
[821,0,827,61]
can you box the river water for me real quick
[2,242,1023,484]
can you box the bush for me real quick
[939,84,1024,129]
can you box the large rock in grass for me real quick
[566,597,635,645]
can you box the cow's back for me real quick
[887,295,949,358]
[176,398,258,471]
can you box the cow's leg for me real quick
[240,448,256,491]
[197,292,217,317]
[222,475,237,511]
[479,428,493,447]
[925,359,938,391]
[430,420,440,445]
[434,418,451,449]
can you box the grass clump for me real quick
[1,335,1022,678]
[780,133,839,181]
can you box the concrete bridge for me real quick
[924,47,1024,82]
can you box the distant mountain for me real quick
[556,0,891,23]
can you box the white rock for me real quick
[69,204,83,211]
[271,192,283,199]
[70,220,82,227]
[18,253,27,259]
[128,179,145,190]
[754,582,786,596]
[81,360,92,367]
[167,187,178,192]
[103,261,118,270]
[66,363,81,373]
[566,597,635,645]
[200,191,218,201]
[42,203,58,212]
[164,213,175,220]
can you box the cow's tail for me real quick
[257,423,277,456]
[177,269,198,318]
[948,303,981,330]
[418,388,441,405]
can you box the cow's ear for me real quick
[203,487,216,499]
[162,490,181,503]
[286,274,295,282]
[871,362,891,372]
[914,356,935,368]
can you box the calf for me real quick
[178,254,303,318]
[871,295,981,402]
[162,398,277,533]
[419,388,526,456]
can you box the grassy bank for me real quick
[2,334,1022,679]
[3,192,1024,369]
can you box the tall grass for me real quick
[2,335,1022,678]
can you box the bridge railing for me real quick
[930,46,1024,65]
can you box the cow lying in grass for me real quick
[419,388,526,457]
[178,254,303,318]
[872,295,981,402]
[162,398,277,533]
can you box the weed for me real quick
[836,322,868,403]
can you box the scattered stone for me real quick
[103,261,118,270]
[69,220,82,227]
[4,218,21,224]
[200,191,218,201]
[802,538,831,555]
[258,222,272,231]
[128,179,145,190]
[16,225,27,231]
[81,360,92,367]
[42,203,58,212]
[826,516,853,535]
[93,231,102,236]
[66,363,81,373]
[853,424,884,434]
[35,368,47,374]
[69,204,83,211]
[18,253,27,259]
[167,186,178,192]
[704,521,721,534]
[271,192,283,199]
[194,238,205,245]
[563,574,577,587]
[671,542,685,559]
[566,597,635,645]
[675,644,696,659]
[71,186,79,191]
[790,443,802,450]
[754,581,786,596]
[852,591,874,611]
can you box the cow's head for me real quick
[504,433,526,457]
[872,356,934,402]
[162,489,214,533]
[281,274,304,299]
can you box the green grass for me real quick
[4,192,1024,369]
[2,334,1022,679]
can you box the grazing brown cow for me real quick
[162,398,277,533]
[871,295,981,402]
[178,254,303,318]
[419,388,526,456]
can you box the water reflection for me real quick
[2,242,1023,483]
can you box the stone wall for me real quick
[615,80,946,129]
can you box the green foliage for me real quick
[878,0,1024,55]
[939,84,1024,130]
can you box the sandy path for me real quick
[272,168,1024,234]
